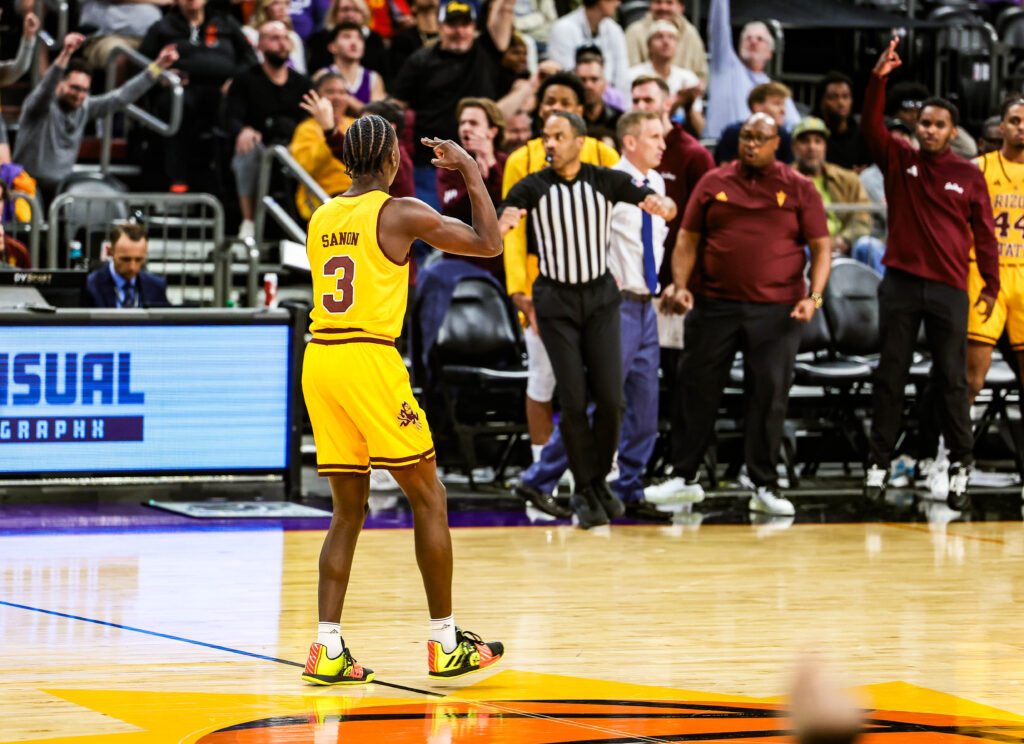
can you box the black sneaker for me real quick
[591,479,625,519]
[947,461,971,511]
[570,485,609,529]
[623,499,671,523]
[514,481,572,519]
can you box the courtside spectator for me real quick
[79,0,160,72]
[389,0,439,76]
[307,0,388,82]
[503,109,531,152]
[314,21,386,109]
[791,116,880,268]
[244,0,308,74]
[715,82,793,164]
[391,0,514,209]
[0,12,39,164]
[292,75,354,219]
[85,222,169,308]
[139,0,257,191]
[628,20,700,98]
[289,0,333,41]
[360,100,415,197]
[815,71,870,170]
[225,21,312,238]
[511,0,557,46]
[624,0,706,85]
[576,49,621,146]
[438,97,506,276]
[656,112,830,516]
[15,33,178,207]
[703,0,799,139]
[547,0,629,96]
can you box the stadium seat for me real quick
[423,278,529,484]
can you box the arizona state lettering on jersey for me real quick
[976,151,1024,264]
[306,191,408,339]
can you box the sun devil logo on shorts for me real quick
[397,401,422,430]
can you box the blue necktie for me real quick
[122,282,135,308]
[641,178,657,294]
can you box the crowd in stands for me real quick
[0,0,1019,527]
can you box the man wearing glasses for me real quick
[14,32,178,208]
[658,112,831,516]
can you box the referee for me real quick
[499,111,676,528]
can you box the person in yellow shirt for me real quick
[292,73,357,219]
[502,71,618,485]
[967,97,1024,398]
[301,115,505,685]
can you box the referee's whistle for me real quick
[545,154,553,163]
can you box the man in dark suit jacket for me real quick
[85,222,169,308]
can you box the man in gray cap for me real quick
[791,115,881,270]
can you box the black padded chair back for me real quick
[823,258,882,356]
[434,279,522,366]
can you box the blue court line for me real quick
[0,599,441,697]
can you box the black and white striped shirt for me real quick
[502,163,654,285]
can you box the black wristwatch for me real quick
[809,292,824,308]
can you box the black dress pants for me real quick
[533,272,624,486]
[671,295,803,487]
[868,268,973,466]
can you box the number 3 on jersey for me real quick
[323,255,355,313]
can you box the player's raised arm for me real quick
[401,137,502,258]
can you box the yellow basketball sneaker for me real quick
[427,628,504,679]
[301,642,374,685]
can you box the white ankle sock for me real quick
[531,444,544,462]
[430,614,457,653]
[317,622,344,658]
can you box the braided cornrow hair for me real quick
[341,114,398,178]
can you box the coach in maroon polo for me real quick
[661,112,831,517]
[861,39,1000,512]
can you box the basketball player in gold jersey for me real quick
[966,98,1024,403]
[301,115,504,685]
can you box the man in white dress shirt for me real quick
[607,109,669,513]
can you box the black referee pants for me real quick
[670,295,802,487]
[533,272,625,486]
[868,268,974,467]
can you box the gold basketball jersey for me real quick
[307,191,408,339]
[976,151,1024,265]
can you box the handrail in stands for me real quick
[100,45,184,174]
[46,191,230,305]
[252,144,329,248]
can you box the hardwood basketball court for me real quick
[3,507,1024,743]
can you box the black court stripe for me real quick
[0,599,442,698]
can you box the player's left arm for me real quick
[382,138,501,259]
[970,177,1000,320]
